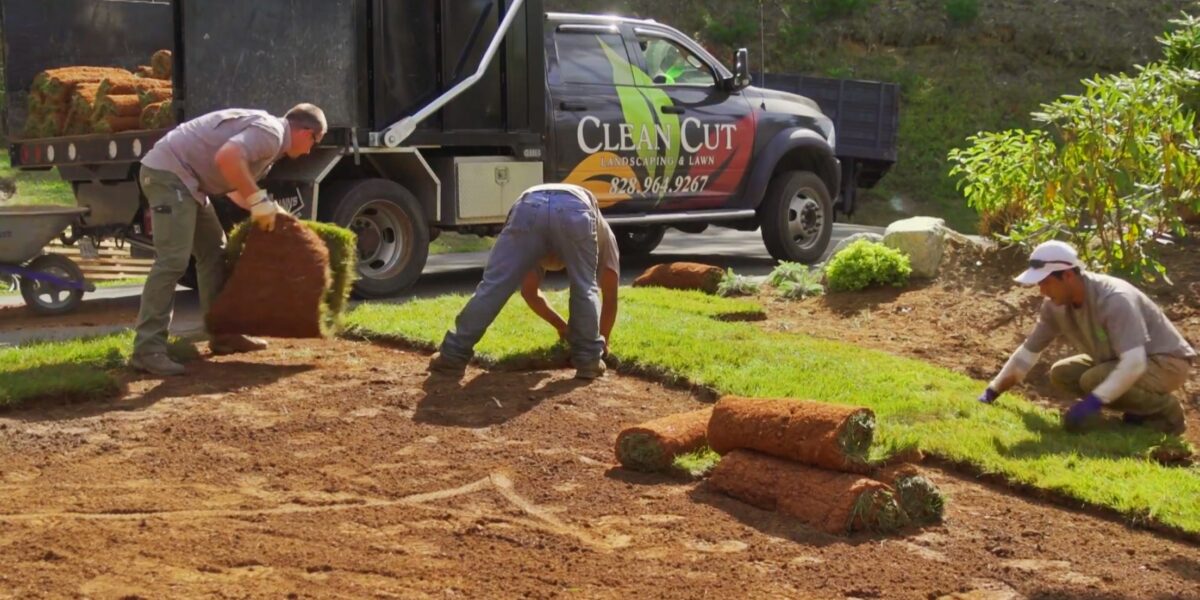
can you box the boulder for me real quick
[883,216,947,279]
[829,232,884,259]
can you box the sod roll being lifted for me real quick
[709,449,909,535]
[708,396,875,473]
[633,262,724,294]
[615,408,712,472]
[207,214,331,339]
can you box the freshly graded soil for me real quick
[708,395,875,473]
[206,214,330,339]
[633,262,724,294]
[1,339,1199,598]
[709,449,908,535]
[615,407,712,472]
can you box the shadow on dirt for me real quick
[2,360,314,422]
[416,369,589,428]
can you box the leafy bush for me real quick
[768,261,824,299]
[824,240,912,292]
[949,13,1200,282]
[717,268,760,297]
[944,0,979,26]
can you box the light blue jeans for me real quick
[439,190,603,366]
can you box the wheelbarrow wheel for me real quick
[20,254,87,316]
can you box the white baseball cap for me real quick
[1014,240,1084,285]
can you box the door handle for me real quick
[559,101,588,112]
[661,106,686,115]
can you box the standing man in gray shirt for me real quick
[130,104,327,376]
[978,241,1196,435]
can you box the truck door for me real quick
[547,24,646,211]
[628,28,755,211]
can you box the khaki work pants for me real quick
[1049,353,1192,434]
[132,167,226,357]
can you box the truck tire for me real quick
[759,171,833,264]
[324,179,429,299]
[614,225,666,257]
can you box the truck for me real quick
[3,0,898,298]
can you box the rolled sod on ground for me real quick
[707,396,876,473]
[633,262,724,294]
[875,464,945,526]
[208,215,357,338]
[710,450,909,535]
[615,408,713,472]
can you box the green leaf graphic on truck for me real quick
[565,35,756,208]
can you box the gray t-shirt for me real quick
[1023,271,1196,361]
[523,183,620,276]
[141,109,290,204]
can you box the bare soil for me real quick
[763,234,1200,449]
[2,339,1200,598]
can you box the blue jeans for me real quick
[439,190,603,366]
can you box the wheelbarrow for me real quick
[0,206,96,315]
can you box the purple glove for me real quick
[978,387,1000,404]
[1064,393,1104,431]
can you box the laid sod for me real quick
[344,288,1200,536]
[0,333,196,407]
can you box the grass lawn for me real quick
[0,333,196,407]
[430,232,495,255]
[345,288,1200,536]
[0,153,74,207]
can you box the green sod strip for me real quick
[673,447,721,478]
[0,333,197,407]
[344,288,1200,535]
[893,474,946,525]
[838,411,876,466]
[617,433,667,472]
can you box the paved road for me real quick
[0,224,883,347]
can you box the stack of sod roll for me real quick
[614,396,945,536]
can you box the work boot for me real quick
[128,352,185,376]
[210,334,269,356]
[574,359,607,381]
[429,352,468,377]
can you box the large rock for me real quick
[883,216,947,278]
[828,232,884,260]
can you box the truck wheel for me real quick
[614,225,666,257]
[20,254,86,316]
[324,179,429,299]
[759,171,833,264]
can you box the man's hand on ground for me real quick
[1064,393,1104,431]
[248,190,280,232]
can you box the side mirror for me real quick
[726,48,752,91]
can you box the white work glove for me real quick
[247,189,280,232]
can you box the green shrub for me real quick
[810,0,873,21]
[717,268,760,297]
[226,218,358,332]
[944,0,979,26]
[768,261,824,299]
[824,240,912,292]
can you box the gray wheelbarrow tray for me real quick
[0,205,90,264]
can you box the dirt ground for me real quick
[1,338,1199,599]
[764,233,1200,448]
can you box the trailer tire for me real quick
[324,179,429,299]
[614,225,666,257]
[759,171,833,264]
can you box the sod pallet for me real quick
[615,408,712,472]
[709,449,908,535]
[707,396,875,473]
[633,262,724,294]
[207,215,331,339]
